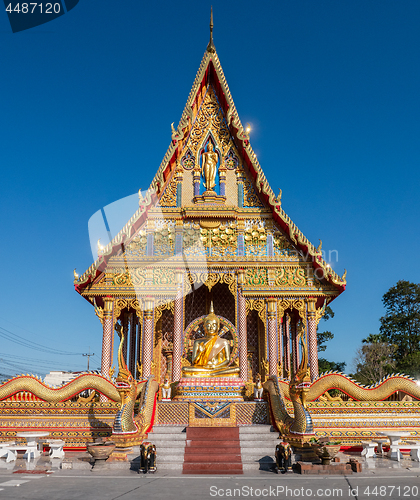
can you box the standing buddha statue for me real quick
[201,142,218,192]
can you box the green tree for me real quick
[352,337,396,385]
[379,280,420,377]
[318,358,346,373]
[317,306,346,373]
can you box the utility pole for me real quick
[82,347,94,371]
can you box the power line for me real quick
[0,325,84,356]
[0,353,69,367]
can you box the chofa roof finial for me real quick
[207,6,216,54]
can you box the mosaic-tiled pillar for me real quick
[101,296,114,376]
[291,317,299,374]
[278,315,284,376]
[100,296,114,402]
[175,167,183,207]
[267,298,278,376]
[128,312,136,375]
[236,169,244,207]
[237,270,248,381]
[175,220,183,255]
[283,314,291,378]
[193,168,201,197]
[142,297,154,378]
[172,270,184,382]
[219,166,226,197]
[135,316,142,379]
[307,298,319,381]
[122,312,129,365]
[237,220,245,257]
[146,219,154,256]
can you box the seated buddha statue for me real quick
[182,302,240,377]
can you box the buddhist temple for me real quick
[73,14,347,399]
[0,14,419,468]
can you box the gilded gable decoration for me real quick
[224,147,239,170]
[181,149,195,170]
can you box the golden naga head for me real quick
[203,301,220,337]
[289,335,311,408]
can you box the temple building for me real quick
[74,21,346,395]
[1,18,418,462]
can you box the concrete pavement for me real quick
[0,451,419,500]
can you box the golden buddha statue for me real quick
[182,302,240,377]
[201,142,218,192]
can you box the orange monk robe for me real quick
[193,336,219,366]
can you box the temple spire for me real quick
[207,6,216,53]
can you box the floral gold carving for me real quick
[243,177,264,208]
[245,268,268,286]
[275,267,306,287]
[160,180,177,207]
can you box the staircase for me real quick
[146,426,186,470]
[183,427,243,474]
[148,424,279,473]
[240,425,278,471]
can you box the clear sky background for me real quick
[1,1,420,378]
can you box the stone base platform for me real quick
[296,461,353,475]
[173,377,245,401]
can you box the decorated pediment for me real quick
[159,85,264,209]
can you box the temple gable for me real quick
[159,85,263,209]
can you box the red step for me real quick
[183,462,243,473]
[182,427,243,474]
[184,454,242,462]
[185,446,240,455]
[186,427,239,439]
[186,439,240,448]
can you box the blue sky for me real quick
[1,1,420,378]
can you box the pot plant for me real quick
[310,438,341,466]
[86,437,116,471]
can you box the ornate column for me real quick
[291,316,299,374]
[307,298,319,381]
[128,312,136,375]
[237,220,245,257]
[101,297,114,377]
[267,298,278,376]
[122,312,129,364]
[193,167,201,197]
[219,165,226,197]
[175,220,183,255]
[283,314,291,378]
[172,270,184,382]
[135,316,142,379]
[142,297,154,378]
[278,316,283,377]
[237,269,248,381]
[146,219,154,256]
[175,166,183,207]
[99,296,114,402]
[236,169,244,207]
